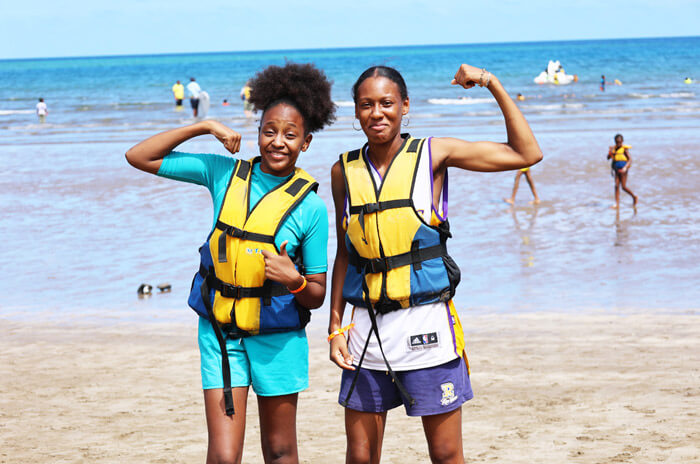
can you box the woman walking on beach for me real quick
[328,64,542,463]
[607,133,638,209]
[126,63,335,464]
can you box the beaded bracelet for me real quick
[479,68,491,88]
[327,323,355,343]
[288,277,307,294]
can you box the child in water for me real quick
[504,167,540,204]
[607,133,638,209]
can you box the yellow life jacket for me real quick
[340,136,460,314]
[188,157,317,336]
[613,145,631,162]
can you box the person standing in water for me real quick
[607,133,638,209]
[504,167,540,204]
[186,77,202,118]
[36,98,48,123]
[171,80,185,109]
[126,63,336,464]
[240,81,254,118]
[329,64,542,464]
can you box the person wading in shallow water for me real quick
[607,133,638,209]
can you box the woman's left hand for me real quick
[261,241,301,288]
[451,63,489,89]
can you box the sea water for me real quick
[1,37,699,325]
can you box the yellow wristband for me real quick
[327,323,355,343]
[289,277,307,294]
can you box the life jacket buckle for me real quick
[363,203,380,214]
[366,258,388,274]
[226,226,245,238]
[220,282,243,299]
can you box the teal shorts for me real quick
[198,317,309,396]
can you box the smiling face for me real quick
[354,76,409,145]
[258,102,312,177]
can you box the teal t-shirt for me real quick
[158,151,328,274]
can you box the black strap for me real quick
[285,178,309,196]
[199,269,235,416]
[346,149,361,162]
[215,221,275,263]
[236,159,251,180]
[406,138,421,153]
[349,242,446,274]
[199,264,290,304]
[350,199,413,238]
[348,199,413,215]
[341,279,415,407]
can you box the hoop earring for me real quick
[402,115,410,127]
[352,119,362,131]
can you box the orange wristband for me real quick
[327,323,355,343]
[288,277,307,294]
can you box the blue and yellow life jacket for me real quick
[612,145,631,162]
[187,157,317,336]
[340,136,460,314]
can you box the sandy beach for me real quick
[1,312,698,463]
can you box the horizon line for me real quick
[2,34,698,62]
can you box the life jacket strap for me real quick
[350,242,447,274]
[351,199,413,237]
[199,264,290,304]
[341,280,415,407]
[215,220,276,264]
[199,270,235,416]
[349,198,413,215]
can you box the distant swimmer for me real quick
[600,74,606,92]
[187,77,202,118]
[172,80,185,109]
[607,133,638,209]
[240,81,254,118]
[222,99,230,106]
[36,98,48,123]
[517,93,525,101]
[685,77,693,84]
[504,167,540,205]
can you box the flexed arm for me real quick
[125,120,241,174]
[432,64,543,173]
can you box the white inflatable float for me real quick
[197,91,210,119]
[534,60,577,85]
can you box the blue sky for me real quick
[2,0,698,59]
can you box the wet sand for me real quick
[1,312,698,463]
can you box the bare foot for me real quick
[529,198,541,205]
[503,198,514,205]
[610,204,619,209]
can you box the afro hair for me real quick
[248,62,336,134]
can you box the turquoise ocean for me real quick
[1,37,699,325]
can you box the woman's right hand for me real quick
[329,334,355,370]
[451,63,489,89]
[207,120,242,154]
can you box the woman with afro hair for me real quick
[126,62,336,463]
